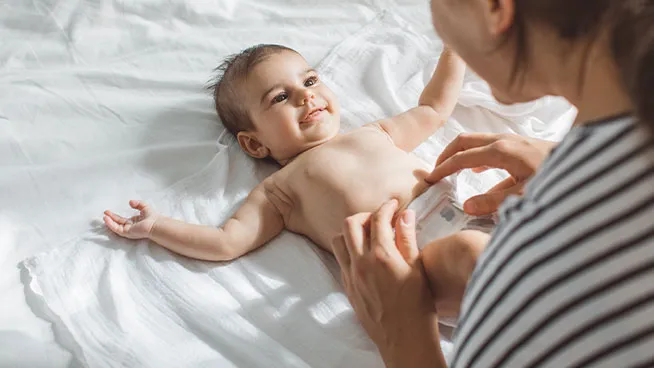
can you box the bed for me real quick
[0,1,576,367]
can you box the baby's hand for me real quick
[103,200,159,240]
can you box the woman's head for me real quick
[429,0,654,131]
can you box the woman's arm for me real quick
[333,200,491,367]
[332,201,447,368]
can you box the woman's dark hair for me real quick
[508,0,654,133]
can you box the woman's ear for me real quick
[237,131,270,159]
[485,0,515,36]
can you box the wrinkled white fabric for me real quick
[1,1,384,366]
[1,1,575,367]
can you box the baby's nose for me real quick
[301,90,315,104]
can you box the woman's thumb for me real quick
[395,210,420,264]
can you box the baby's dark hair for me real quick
[208,44,298,136]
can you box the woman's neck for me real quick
[552,36,635,126]
[573,56,634,125]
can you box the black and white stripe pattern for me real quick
[450,115,654,368]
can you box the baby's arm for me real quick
[377,48,466,152]
[104,183,285,262]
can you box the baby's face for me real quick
[242,51,340,161]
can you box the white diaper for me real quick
[409,179,496,249]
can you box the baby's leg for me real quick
[421,230,489,319]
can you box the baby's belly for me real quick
[292,161,432,250]
[296,177,493,253]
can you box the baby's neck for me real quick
[276,136,337,166]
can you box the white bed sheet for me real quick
[0,1,385,366]
[0,1,575,367]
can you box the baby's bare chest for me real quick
[281,128,431,229]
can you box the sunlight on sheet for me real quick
[309,292,352,325]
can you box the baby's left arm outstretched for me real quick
[377,47,466,151]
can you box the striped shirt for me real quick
[450,114,654,368]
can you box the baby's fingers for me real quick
[103,215,126,235]
[104,210,128,225]
[129,200,149,212]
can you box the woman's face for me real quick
[430,0,543,104]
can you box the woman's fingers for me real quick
[343,212,371,258]
[343,212,371,257]
[427,144,512,184]
[463,183,523,215]
[436,133,503,166]
[429,133,553,214]
[394,210,419,264]
[487,176,518,193]
[370,200,402,259]
[430,133,549,184]
[332,235,351,278]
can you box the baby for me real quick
[104,44,467,263]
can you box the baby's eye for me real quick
[304,76,318,87]
[272,92,288,104]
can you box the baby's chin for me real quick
[313,115,340,138]
[274,119,341,164]
[298,120,341,147]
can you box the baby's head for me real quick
[209,44,341,163]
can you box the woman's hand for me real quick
[333,200,446,368]
[427,133,556,215]
[103,200,159,239]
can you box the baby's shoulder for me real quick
[260,168,288,189]
[349,122,394,143]
[258,171,295,202]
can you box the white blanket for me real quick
[3,2,575,367]
[1,1,385,366]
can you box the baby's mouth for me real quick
[300,107,326,124]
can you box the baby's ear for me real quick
[237,131,270,159]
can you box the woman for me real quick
[332,0,654,367]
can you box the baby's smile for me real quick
[300,106,327,125]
